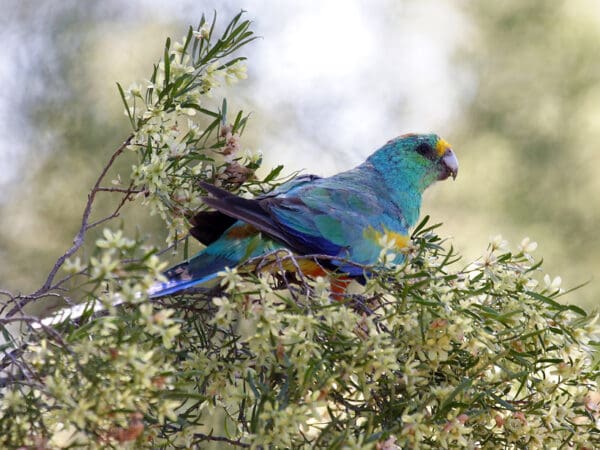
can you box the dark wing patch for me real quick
[189,210,237,245]
[199,181,344,257]
[189,175,323,245]
[199,181,297,248]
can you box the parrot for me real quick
[149,133,458,297]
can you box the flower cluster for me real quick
[136,227,600,449]
[5,221,599,448]
[0,228,181,448]
[72,228,167,307]
[118,12,260,243]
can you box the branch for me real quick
[34,135,133,297]
[96,187,144,194]
[193,433,250,448]
[4,136,139,317]
[86,180,137,230]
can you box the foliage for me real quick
[118,10,263,244]
[1,11,600,450]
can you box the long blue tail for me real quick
[148,221,280,298]
[148,273,220,297]
[148,251,235,297]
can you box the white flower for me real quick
[377,435,400,450]
[241,148,262,166]
[202,63,222,91]
[543,274,562,292]
[219,266,241,292]
[89,253,119,280]
[49,424,84,448]
[172,40,185,54]
[490,234,508,252]
[225,62,248,85]
[127,82,142,98]
[193,24,211,40]
[63,256,85,274]
[96,228,135,250]
[519,237,538,254]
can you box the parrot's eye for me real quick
[415,143,435,160]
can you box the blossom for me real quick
[225,62,248,85]
[63,256,85,274]
[543,274,562,292]
[518,236,538,254]
[376,436,400,450]
[219,266,241,292]
[126,82,142,98]
[96,228,135,250]
[89,253,120,280]
[193,24,211,40]
[490,234,508,251]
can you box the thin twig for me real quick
[33,135,133,298]
[85,181,136,230]
[96,186,143,194]
[192,433,250,448]
[3,292,64,318]
[46,271,87,294]
[0,289,15,300]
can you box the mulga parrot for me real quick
[149,133,458,297]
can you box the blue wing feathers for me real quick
[154,163,412,296]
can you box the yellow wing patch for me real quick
[364,226,410,251]
[435,137,452,157]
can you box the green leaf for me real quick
[183,236,190,260]
[163,37,171,90]
[116,82,136,131]
[180,26,194,63]
[262,165,284,183]
[221,98,228,126]
[525,290,564,310]
[436,377,473,418]
[179,102,220,118]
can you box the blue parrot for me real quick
[149,133,458,297]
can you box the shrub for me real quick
[1,12,598,449]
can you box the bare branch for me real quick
[86,181,137,230]
[0,289,15,300]
[96,187,143,194]
[192,433,250,448]
[34,135,133,297]
[3,292,64,318]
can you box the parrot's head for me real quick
[368,133,458,192]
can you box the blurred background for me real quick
[1,0,599,308]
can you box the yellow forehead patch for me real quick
[435,138,452,157]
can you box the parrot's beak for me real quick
[439,148,459,181]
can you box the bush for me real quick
[1,11,599,449]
